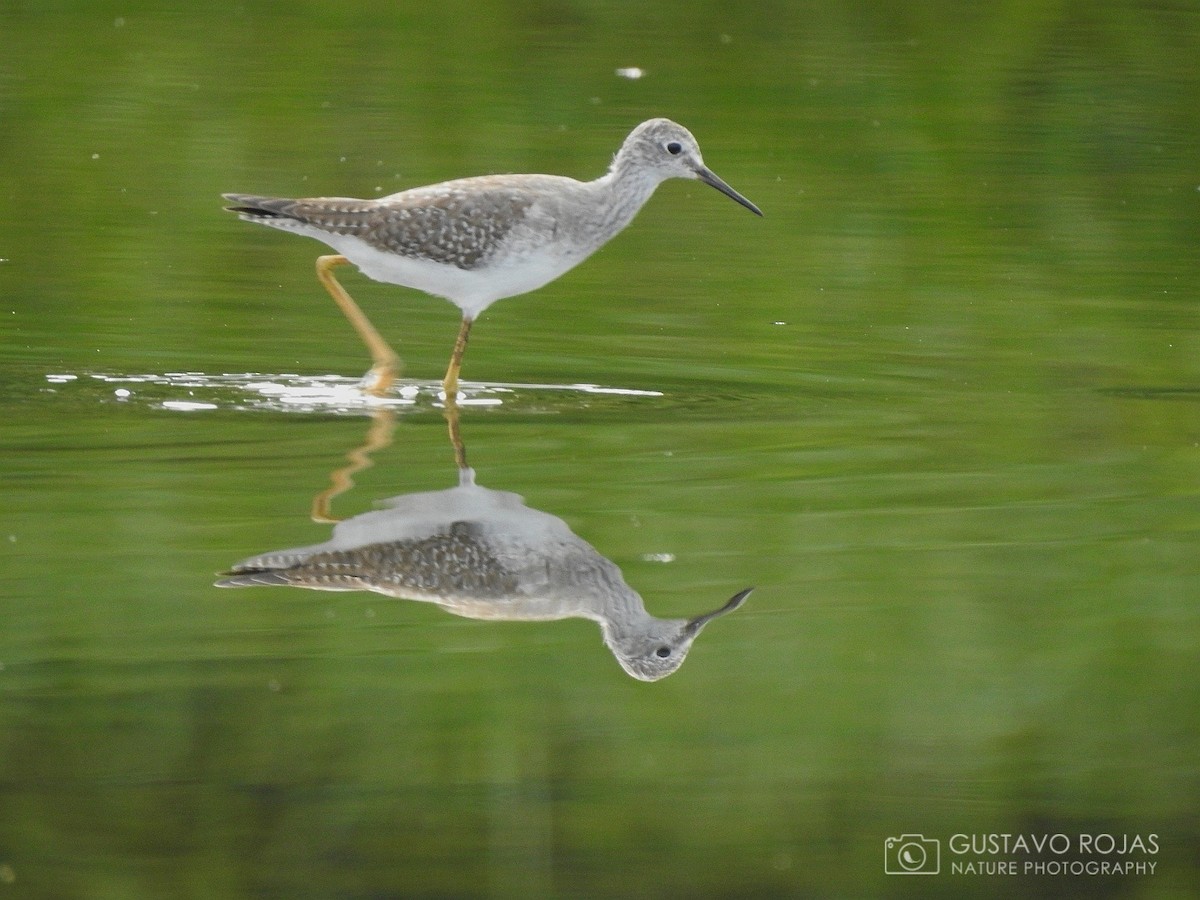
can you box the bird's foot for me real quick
[357,364,397,397]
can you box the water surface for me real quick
[2,2,1198,897]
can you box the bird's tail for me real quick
[221,193,378,234]
[214,569,294,589]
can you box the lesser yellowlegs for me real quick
[223,118,762,396]
[216,469,751,680]
[216,403,751,680]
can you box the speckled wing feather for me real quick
[224,181,537,270]
[216,522,520,598]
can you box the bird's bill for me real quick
[696,167,763,216]
[686,587,754,635]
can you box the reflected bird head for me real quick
[608,587,753,681]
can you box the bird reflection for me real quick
[216,404,750,680]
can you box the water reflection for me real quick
[217,404,750,680]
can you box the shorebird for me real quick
[216,465,751,680]
[223,118,762,396]
[216,403,751,680]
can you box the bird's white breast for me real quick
[274,221,587,321]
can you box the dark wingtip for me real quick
[221,193,287,217]
[221,192,248,212]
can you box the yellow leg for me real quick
[315,254,401,396]
[443,316,473,398]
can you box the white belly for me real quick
[282,223,585,321]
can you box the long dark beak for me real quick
[686,587,754,636]
[696,167,763,216]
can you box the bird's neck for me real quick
[590,162,662,237]
[596,594,656,643]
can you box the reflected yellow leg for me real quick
[443,393,468,471]
[310,408,397,523]
[443,316,473,398]
[315,254,401,396]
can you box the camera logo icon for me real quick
[884,834,940,875]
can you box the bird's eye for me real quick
[655,646,672,658]
[665,141,682,155]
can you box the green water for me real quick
[2,2,1198,897]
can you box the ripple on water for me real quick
[41,371,674,417]
[36,369,938,426]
